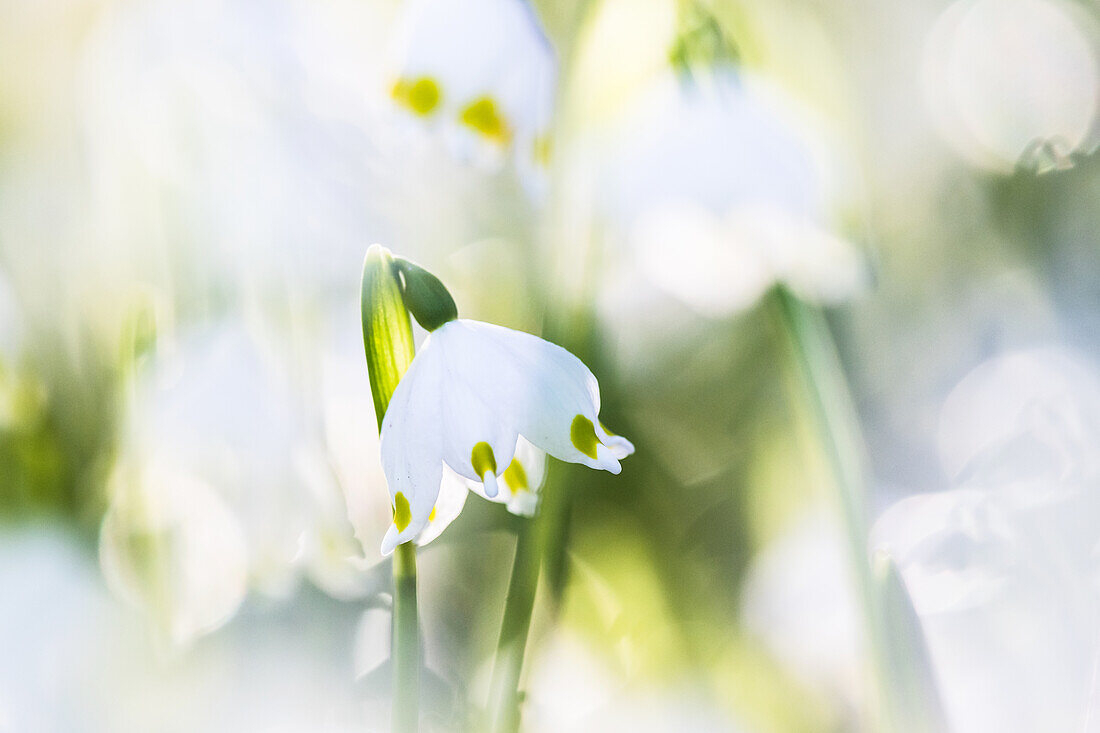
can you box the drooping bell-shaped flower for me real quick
[386,0,556,185]
[361,247,634,554]
[380,318,634,553]
[602,69,865,315]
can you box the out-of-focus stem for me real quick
[767,287,892,725]
[392,541,419,733]
[771,287,949,732]
[487,522,541,733]
[769,287,873,606]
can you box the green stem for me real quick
[487,522,542,733]
[392,541,420,733]
[771,286,947,732]
[769,288,872,602]
[767,287,887,710]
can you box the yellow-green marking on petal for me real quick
[428,506,437,522]
[502,458,529,495]
[393,491,412,532]
[459,96,511,143]
[392,76,441,116]
[571,414,600,459]
[533,134,552,167]
[471,441,498,477]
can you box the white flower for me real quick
[99,461,249,647]
[602,70,865,315]
[922,0,1100,173]
[106,320,369,634]
[387,0,556,183]
[378,319,633,554]
[871,348,1100,732]
[466,436,547,517]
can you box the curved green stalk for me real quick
[361,244,420,733]
[768,286,945,733]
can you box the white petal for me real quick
[380,337,447,554]
[467,436,548,516]
[449,320,624,473]
[414,466,470,546]
[594,423,635,461]
[434,322,520,484]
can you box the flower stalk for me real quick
[768,286,945,732]
[487,520,542,733]
[361,244,419,733]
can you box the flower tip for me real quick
[381,522,416,556]
[605,436,636,460]
[482,471,500,498]
[380,528,399,556]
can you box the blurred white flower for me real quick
[103,321,369,642]
[319,322,395,561]
[387,0,556,189]
[937,347,1100,489]
[523,631,741,733]
[379,319,633,553]
[99,462,249,646]
[922,0,1100,173]
[742,509,867,709]
[602,70,864,317]
[78,0,393,299]
[2,529,371,733]
[872,347,1100,732]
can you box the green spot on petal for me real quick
[393,492,412,532]
[571,415,600,460]
[471,441,497,478]
[392,76,441,116]
[459,96,510,143]
[503,458,529,495]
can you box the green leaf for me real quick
[361,244,417,429]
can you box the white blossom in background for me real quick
[523,631,741,733]
[601,70,865,318]
[872,347,1100,732]
[741,509,866,712]
[1,530,369,733]
[99,462,249,647]
[379,319,633,554]
[386,0,556,192]
[922,0,1100,173]
[77,0,393,300]
[101,322,367,643]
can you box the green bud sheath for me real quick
[361,244,421,733]
[392,256,458,332]
[361,244,417,429]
